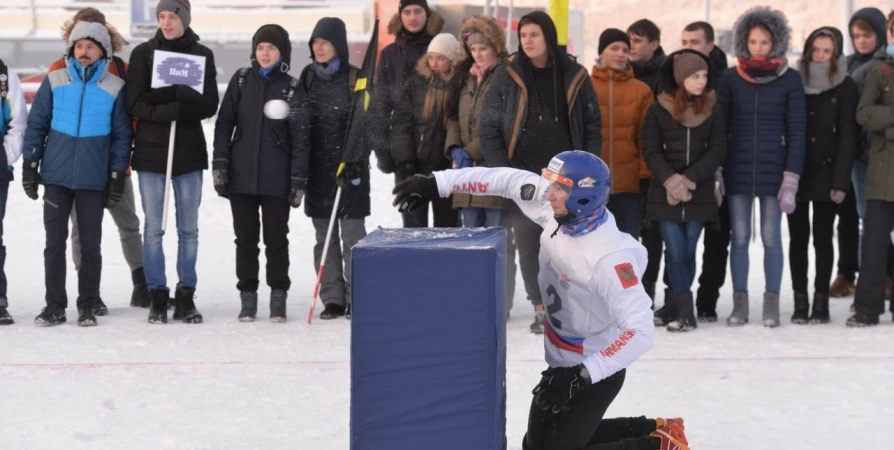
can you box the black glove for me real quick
[143,86,178,105]
[104,170,127,209]
[531,364,591,414]
[212,159,229,198]
[392,173,438,213]
[396,161,417,178]
[288,178,306,209]
[336,162,364,189]
[22,159,40,200]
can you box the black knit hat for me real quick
[399,0,429,14]
[598,28,630,55]
[252,24,291,66]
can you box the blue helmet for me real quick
[542,151,611,217]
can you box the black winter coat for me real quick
[707,47,728,90]
[799,77,860,202]
[212,62,309,200]
[632,47,666,97]
[390,65,456,174]
[126,28,219,176]
[300,64,371,219]
[479,54,602,171]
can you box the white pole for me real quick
[842,0,854,55]
[161,121,176,231]
[307,185,343,324]
[484,0,493,18]
[506,0,514,51]
[703,0,710,23]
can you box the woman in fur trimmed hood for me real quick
[717,6,806,328]
[643,49,727,332]
[368,0,445,175]
[389,33,463,229]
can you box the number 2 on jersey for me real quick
[545,285,562,330]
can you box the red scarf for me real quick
[736,56,786,83]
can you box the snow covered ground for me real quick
[1,124,892,449]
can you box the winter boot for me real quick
[148,289,169,324]
[34,303,67,326]
[726,292,749,326]
[654,289,677,326]
[320,303,345,320]
[791,292,810,325]
[656,417,685,432]
[0,306,12,325]
[696,290,719,322]
[238,291,258,322]
[530,310,545,334]
[846,312,879,327]
[93,298,108,316]
[809,293,830,324]
[173,287,203,324]
[829,274,855,298]
[762,292,781,328]
[651,422,690,450]
[77,298,97,327]
[270,289,287,323]
[667,291,697,332]
[130,267,151,308]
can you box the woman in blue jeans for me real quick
[642,49,727,332]
[717,7,806,327]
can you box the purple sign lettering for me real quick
[155,56,203,87]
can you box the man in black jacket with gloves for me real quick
[126,0,219,325]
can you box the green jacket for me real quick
[855,61,894,202]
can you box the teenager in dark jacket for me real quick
[390,33,462,228]
[479,11,601,334]
[213,24,308,323]
[851,13,894,327]
[681,21,731,322]
[831,7,890,300]
[718,6,806,328]
[299,17,369,320]
[788,27,859,325]
[643,50,726,332]
[369,0,444,174]
[126,0,219,325]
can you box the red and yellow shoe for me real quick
[650,422,689,450]
[656,417,685,432]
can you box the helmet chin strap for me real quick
[550,212,576,238]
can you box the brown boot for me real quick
[829,274,855,298]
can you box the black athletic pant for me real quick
[854,200,894,316]
[523,369,659,450]
[696,198,731,315]
[395,173,457,228]
[836,191,860,281]
[787,201,837,295]
[229,194,291,292]
[510,202,544,307]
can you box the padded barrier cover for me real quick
[351,227,507,450]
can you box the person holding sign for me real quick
[22,22,133,327]
[213,24,309,323]
[125,0,219,325]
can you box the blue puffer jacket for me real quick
[717,66,806,197]
[23,57,132,191]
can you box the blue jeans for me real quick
[660,221,704,294]
[461,207,503,228]
[0,181,8,305]
[607,193,644,239]
[852,159,868,264]
[138,171,203,291]
[728,195,784,293]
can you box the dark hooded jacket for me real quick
[368,10,445,172]
[797,27,859,202]
[300,18,370,219]
[642,49,727,223]
[847,8,888,163]
[707,46,728,90]
[632,46,666,97]
[213,25,308,200]
[479,11,601,174]
[126,28,219,176]
[717,6,806,197]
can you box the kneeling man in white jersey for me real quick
[393,151,689,450]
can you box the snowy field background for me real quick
[0,124,892,449]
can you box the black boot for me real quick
[0,305,12,325]
[846,312,879,327]
[93,298,108,316]
[270,290,287,323]
[696,290,719,323]
[653,289,677,326]
[77,297,97,327]
[791,292,810,325]
[130,267,151,308]
[148,289,169,324]
[173,287,203,324]
[34,303,67,326]
[238,291,258,322]
[809,293,830,324]
[667,291,696,332]
[320,303,345,320]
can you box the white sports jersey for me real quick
[434,167,655,383]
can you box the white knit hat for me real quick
[427,33,463,65]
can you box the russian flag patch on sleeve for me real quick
[614,263,638,289]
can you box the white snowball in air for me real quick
[263,99,290,120]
